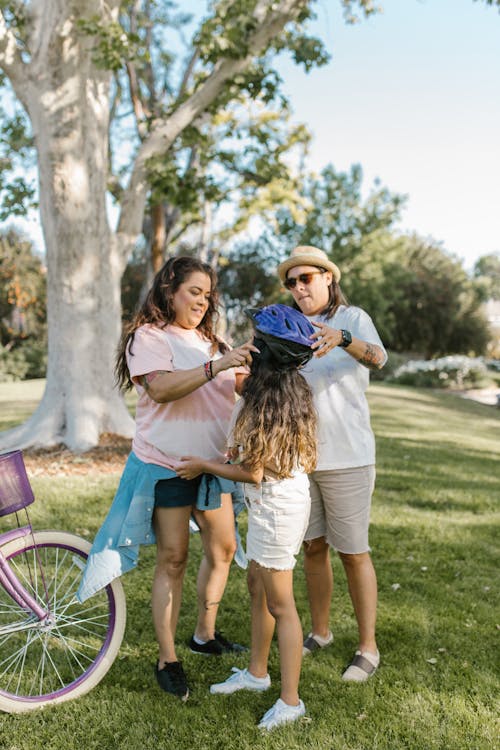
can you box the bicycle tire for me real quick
[0,530,126,713]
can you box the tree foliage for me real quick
[274,163,406,267]
[101,1,327,277]
[0,228,46,346]
[0,228,47,379]
[384,235,490,358]
[0,101,37,220]
[473,253,500,300]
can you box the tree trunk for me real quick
[0,3,134,452]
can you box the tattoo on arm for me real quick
[358,344,383,370]
[141,370,168,391]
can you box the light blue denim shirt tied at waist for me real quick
[77,452,246,602]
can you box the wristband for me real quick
[203,361,214,380]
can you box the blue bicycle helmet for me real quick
[245,304,315,370]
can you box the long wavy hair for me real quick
[116,256,227,391]
[233,357,317,479]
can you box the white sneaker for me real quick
[258,698,306,730]
[342,650,380,682]
[210,667,270,695]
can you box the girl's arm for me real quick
[173,456,264,484]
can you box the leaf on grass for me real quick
[391,583,401,590]
[426,658,437,664]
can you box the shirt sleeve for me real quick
[126,326,174,383]
[347,307,388,365]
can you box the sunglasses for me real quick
[284,270,325,290]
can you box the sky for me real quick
[276,0,500,271]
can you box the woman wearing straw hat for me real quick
[277,245,387,682]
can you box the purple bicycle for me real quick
[0,450,126,713]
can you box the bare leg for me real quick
[338,551,378,654]
[260,566,302,706]
[192,493,236,641]
[152,506,192,664]
[303,536,333,638]
[247,562,275,678]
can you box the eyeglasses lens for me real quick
[284,271,322,290]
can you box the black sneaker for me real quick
[214,631,248,653]
[189,631,248,655]
[155,660,189,700]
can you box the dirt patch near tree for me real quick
[23,434,131,477]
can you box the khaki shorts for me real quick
[305,465,376,554]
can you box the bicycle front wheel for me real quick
[0,530,126,713]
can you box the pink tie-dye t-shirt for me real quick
[127,324,241,468]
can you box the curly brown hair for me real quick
[115,256,227,391]
[233,358,317,479]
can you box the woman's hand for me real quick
[173,456,206,480]
[212,339,259,375]
[310,321,386,369]
[310,321,342,358]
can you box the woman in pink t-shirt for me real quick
[115,256,256,701]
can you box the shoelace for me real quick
[227,667,244,680]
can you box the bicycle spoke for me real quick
[0,532,124,709]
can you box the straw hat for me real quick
[277,246,341,283]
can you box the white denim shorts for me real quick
[244,472,311,570]
[305,465,376,554]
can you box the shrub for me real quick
[0,345,29,381]
[21,338,47,378]
[0,339,47,382]
[390,355,489,389]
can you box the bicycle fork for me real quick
[0,525,48,630]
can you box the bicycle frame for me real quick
[0,525,47,626]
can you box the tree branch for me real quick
[116,0,308,257]
[176,48,200,103]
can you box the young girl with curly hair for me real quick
[175,304,317,730]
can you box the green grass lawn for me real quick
[0,382,498,750]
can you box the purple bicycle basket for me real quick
[0,450,35,517]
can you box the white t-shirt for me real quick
[301,305,387,471]
[127,324,240,468]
